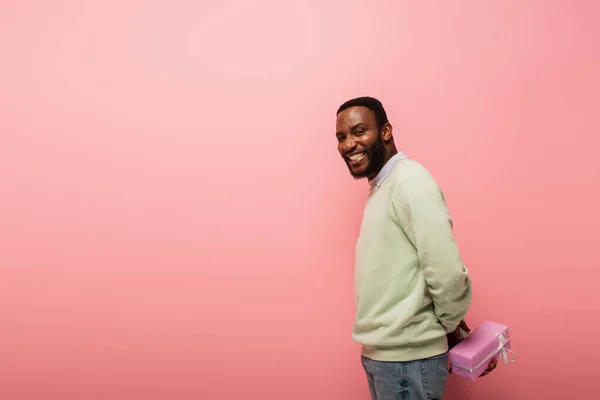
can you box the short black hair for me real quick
[337,96,389,129]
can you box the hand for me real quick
[449,359,498,377]
[447,320,471,350]
[480,359,498,377]
[447,320,498,377]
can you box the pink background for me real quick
[1,1,598,399]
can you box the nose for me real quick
[341,136,357,153]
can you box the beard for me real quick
[347,130,387,180]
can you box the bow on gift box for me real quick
[469,328,517,372]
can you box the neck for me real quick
[367,148,398,180]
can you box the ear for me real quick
[381,123,393,143]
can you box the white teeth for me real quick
[348,152,365,161]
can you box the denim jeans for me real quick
[361,352,449,400]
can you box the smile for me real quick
[347,152,366,162]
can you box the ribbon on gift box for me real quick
[453,327,517,373]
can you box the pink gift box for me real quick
[449,320,515,380]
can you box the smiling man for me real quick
[335,97,494,400]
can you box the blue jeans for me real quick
[361,352,449,400]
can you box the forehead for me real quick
[336,106,376,131]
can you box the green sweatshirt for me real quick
[353,152,472,362]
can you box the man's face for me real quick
[336,106,386,180]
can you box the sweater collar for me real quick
[369,152,407,188]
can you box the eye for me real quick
[356,130,365,135]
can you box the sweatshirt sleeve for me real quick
[392,173,472,333]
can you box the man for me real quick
[335,97,496,400]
